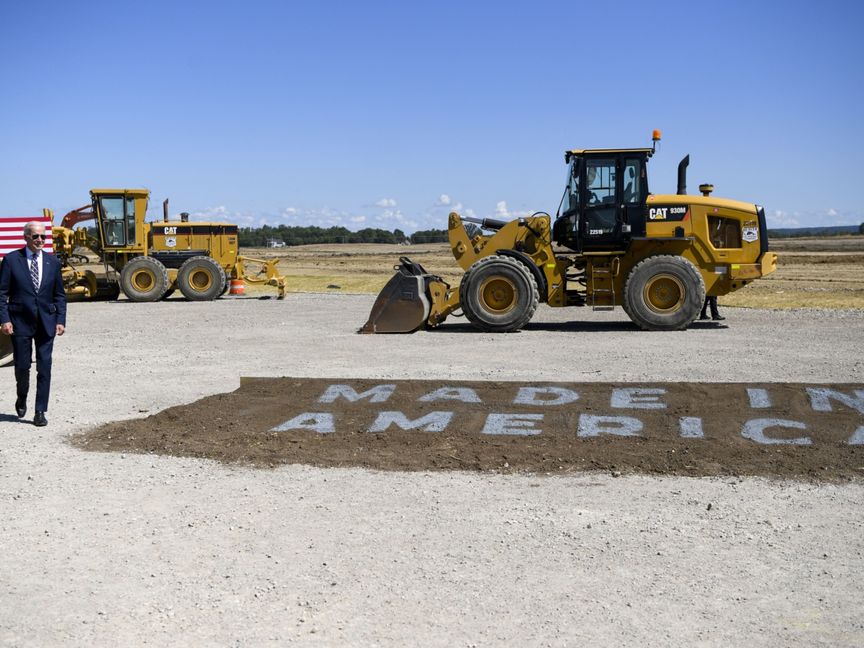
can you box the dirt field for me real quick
[1,237,863,646]
[75,379,864,481]
[249,235,864,310]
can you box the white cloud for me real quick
[180,191,557,235]
[767,209,799,228]
[766,207,863,229]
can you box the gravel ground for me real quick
[1,294,863,647]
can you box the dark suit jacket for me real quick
[0,248,67,338]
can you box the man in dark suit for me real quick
[0,221,67,426]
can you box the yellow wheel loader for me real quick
[51,189,286,301]
[362,131,777,333]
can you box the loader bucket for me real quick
[360,257,433,334]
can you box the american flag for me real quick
[0,217,55,257]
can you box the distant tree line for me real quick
[768,224,862,238]
[238,224,450,246]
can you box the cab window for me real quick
[99,196,137,246]
[586,159,615,205]
[561,160,581,213]
[623,158,643,203]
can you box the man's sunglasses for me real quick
[27,233,46,239]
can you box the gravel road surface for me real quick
[1,294,862,647]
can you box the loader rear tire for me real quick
[623,255,705,330]
[120,257,169,302]
[177,256,226,301]
[461,255,539,332]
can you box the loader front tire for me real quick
[623,255,705,330]
[120,257,169,302]
[461,255,539,332]
[177,256,227,301]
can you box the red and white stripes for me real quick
[0,217,54,257]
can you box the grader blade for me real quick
[360,257,433,333]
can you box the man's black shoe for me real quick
[15,398,26,418]
[713,315,726,321]
[33,411,47,427]
[699,315,709,320]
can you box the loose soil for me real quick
[72,379,864,481]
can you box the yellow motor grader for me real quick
[51,188,285,302]
[362,132,777,333]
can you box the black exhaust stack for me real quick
[677,155,690,195]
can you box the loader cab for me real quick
[553,148,651,253]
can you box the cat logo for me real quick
[649,206,688,221]
[164,226,177,235]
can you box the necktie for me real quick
[30,254,39,290]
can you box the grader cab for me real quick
[54,189,285,301]
[362,131,777,333]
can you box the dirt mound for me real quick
[71,378,864,481]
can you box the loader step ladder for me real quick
[589,259,618,311]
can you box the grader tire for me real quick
[623,255,705,331]
[120,257,169,302]
[177,256,226,301]
[461,255,539,332]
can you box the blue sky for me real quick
[1,0,862,233]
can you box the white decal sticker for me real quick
[165,237,176,248]
[742,227,758,243]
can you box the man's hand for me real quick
[56,324,65,336]
[1,322,12,336]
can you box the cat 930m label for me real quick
[648,205,689,221]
